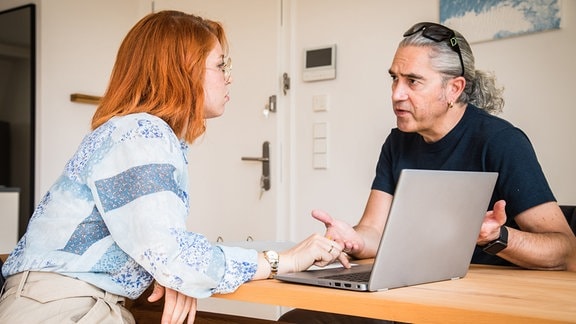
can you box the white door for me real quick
[152,0,289,319]
[152,0,286,242]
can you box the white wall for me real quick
[289,0,576,240]
[0,0,149,201]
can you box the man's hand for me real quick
[478,200,507,245]
[311,209,366,266]
[148,282,197,324]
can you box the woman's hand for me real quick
[147,282,197,324]
[279,233,347,273]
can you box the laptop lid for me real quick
[275,169,498,291]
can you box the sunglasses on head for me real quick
[403,22,465,76]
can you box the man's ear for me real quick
[448,76,466,101]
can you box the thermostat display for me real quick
[303,44,336,82]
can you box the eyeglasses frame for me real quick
[220,57,232,82]
[206,56,232,83]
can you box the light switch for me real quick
[313,94,329,112]
[313,153,328,169]
[313,138,327,153]
[313,122,328,138]
[313,122,328,169]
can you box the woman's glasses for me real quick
[207,57,232,82]
[220,57,232,82]
[403,22,465,76]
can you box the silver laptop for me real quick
[275,169,498,291]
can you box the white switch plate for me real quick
[312,94,328,112]
[313,138,327,153]
[313,153,328,169]
[313,122,328,138]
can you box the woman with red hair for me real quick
[0,11,340,323]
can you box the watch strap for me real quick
[482,226,508,255]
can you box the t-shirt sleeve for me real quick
[484,127,556,217]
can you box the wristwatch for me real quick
[482,226,508,255]
[263,250,279,279]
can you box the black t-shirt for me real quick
[371,104,555,266]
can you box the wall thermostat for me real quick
[302,44,336,82]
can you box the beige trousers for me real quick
[0,271,135,324]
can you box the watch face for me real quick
[483,241,507,255]
[265,251,279,267]
[266,250,279,260]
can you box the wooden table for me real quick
[213,264,576,323]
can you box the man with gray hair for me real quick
[280,21,576,323]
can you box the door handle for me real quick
[241,157,269,162]
[241,141,271,191]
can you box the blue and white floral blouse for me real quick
[2,113,258,299]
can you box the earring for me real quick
[447,102,454,109]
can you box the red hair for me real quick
[91,10,228,143]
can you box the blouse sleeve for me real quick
[87,116,257,298]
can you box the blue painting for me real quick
[440,0,562,43]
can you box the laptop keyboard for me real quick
[321,271,371,282]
